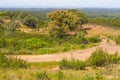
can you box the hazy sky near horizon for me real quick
[0,0,120,8]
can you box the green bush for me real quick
[60,58,86,70]
[56,71,64,80]
[109,52,120,64]
[36,71,50,80]
[115,35,120,45]
[24,38,50,49]
[87,48,120,67]
[0,52,29,68]
[87,48,109,67]
[88,36,101,43]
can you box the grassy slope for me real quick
[0,62,120,80]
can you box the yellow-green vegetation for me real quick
[87,48,120,67]
[0,48,120,80]
[60,59,86,70]
[31,62,59,69]
[88,18,120,28]
[48,10,87,38]
[1,9,120,80]
[0,10,100,55]
[59,48,120,70]
[0,64,120,80]
[0,52,29,68]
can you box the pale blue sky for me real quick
[0,0,120,8]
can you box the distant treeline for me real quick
[88,18,120,27]
[0,11,49,28]
[1,8,120,18]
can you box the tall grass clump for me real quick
[0,52,29,68]
[56,71,64,80]
[60,58,86,70]
[88,36,101,43]
[87,48,120,67]
[115,35,120,45]
[36,71,50,80]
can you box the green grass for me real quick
[30,62,59,69]
[60,58,86,70]
[0,65,120,80]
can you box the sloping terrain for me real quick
[13,24,120,62]
[14,38,120,62]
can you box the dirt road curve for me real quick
[15,39,120,62]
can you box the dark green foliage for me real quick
[23,17,37,28]
[0,11,49,28]
[87,48,120,67]
[88,36,101,43]
[49,26,66,38]
[0,52,29,68]
[60,59,86,70]
[87,48,109,67]
[36,71,50,80]
[72,30,88,44]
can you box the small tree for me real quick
[24,17,37,28]
[48,10,87,38]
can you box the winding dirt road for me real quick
[14,39,120,62]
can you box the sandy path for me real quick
[14,38,120,62]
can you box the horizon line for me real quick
[0,7,120,9]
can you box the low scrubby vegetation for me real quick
[88,36,101,43]
[87,48,120,67]
[114,35,120,45]
[60,48,120,70]
[36,71,50,80]
[60,59,86,70]
[0,30,97,55]
[88,18,120,28]
[0,51,29,68]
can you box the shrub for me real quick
[56,71,64,80]
[36,71,50,80]
[24,38,50,49]
[115,35,120,45]
[60,58,86,70]
[87,48,109,67]
[109,52,120,64]
[0,52,29,68]
[87,48,120,67]
[88,36,101,43]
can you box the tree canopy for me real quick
[48,10,87,38]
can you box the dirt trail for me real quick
[15,38,120,62]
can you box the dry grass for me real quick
[83,24,120,38]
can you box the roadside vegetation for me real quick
[0,48,120,80]
[1,9,120,80]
